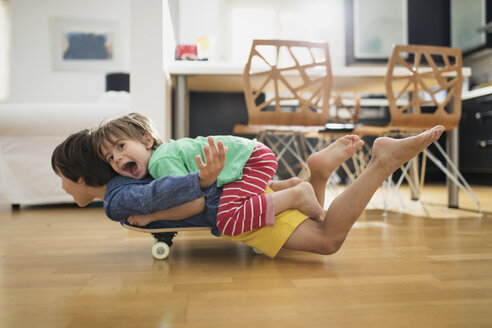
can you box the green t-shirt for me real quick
[148,136,257,187]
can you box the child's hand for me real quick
[196,136,227,189]
[127,214,152,227]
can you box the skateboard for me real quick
[122,223,211,259]
[122,223,263,260]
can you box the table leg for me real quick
[174,75,189,139]
[447,127,459,208]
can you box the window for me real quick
[227,0,345,65]
[353,0,407,59]
[451,0,485,52]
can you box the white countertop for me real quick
[167,60,472,77]
[462,85,492,100]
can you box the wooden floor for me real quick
[0,185,491,328]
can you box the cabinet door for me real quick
[460,95,492,172]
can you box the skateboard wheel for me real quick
[252,247,263,255]
[151,242,170,260]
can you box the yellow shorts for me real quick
[221,186,309,258]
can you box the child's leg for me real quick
[270,135,364,222]
[217,143,327,236]
[307,135,364,206]
[269,177,303,191]
[282,126,444,254]
[269,135,364,196]
[269,182,324,221]
[217,135,364,236]
[270,135,364,203]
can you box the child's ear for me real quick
[143,133,154,149]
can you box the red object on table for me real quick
[175,45,198,60]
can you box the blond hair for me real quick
[93,112,163,159]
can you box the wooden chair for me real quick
[354,44,481,211]
[234,39,359,178]
[356,44,462,134]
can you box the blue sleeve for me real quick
[105,172,217,221]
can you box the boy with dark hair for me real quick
[52,128,222,234]
[52,129,117,188]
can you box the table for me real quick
[167,60,472,208]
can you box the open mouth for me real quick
[122,161,139,177]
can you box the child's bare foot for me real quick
[269,177,303,191]
[292,182,325,221]
[307,135,365,179]
[370,125,444,174]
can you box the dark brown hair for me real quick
[51,129,117,187]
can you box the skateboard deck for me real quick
[121,223,262,259]
[121,223,212,260]
[122,223,211,234]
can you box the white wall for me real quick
[129,0,171,139]
[0,0,9,101]
[10,0,130,102]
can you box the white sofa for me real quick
[0,92,131,206]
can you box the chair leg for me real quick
[340,161,356,183]
[408,157,421,200]
[263,132,312,178]
[382,163,410,214]
[299,134,312,163]
[381,177,394,216]
[264,133,298,178]
[423,142,482,212]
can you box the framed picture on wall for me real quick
[51,17,120,71]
